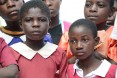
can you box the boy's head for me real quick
[42,0,61,18]
[68,19,99,60]
[19,0,51,40]
[0,0,24,21]
[106,0,117,25]
[84,0,114,25]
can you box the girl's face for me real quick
[106,0,117,25]
[42,0,61,18]
[20,7,50,41]
[84,0,112,25]
[0,0,24,21]
[68,26,98,60]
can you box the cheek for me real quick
[16,3,23,9]
[98,9,110,19]
[69,45,76,54]
[0,7,7,16]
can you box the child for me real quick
[106,0,117,25]
[67,19,117,78]
[42,0,71,45]
[10,0,67,78]
[0,38,18,78]
[0,0,24,45]
[0,0,52,46]
[59,0,116,63]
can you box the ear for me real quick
[19,21,23,30]
[49,20,52,29]
[109,7,115,17]
[94,36,100,49]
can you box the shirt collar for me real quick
[73,59,111,77]
[10,42,58,60]
[0,31,26,43]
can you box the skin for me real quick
[84,0,113,30]
[20,7,50,50]
[0,64,18,78]
[0,0,24,31]
[106,0,117,25]
[42,0,61,28]
[68,26,101,76]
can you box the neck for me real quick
[96,22,108,31]
[25,38,45,51]
[78,53,101,71]
[5,21,22,31]
[50,14,60,29]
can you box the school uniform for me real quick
[10,42,67,78]
[0,38,17,67]
[67,59,117,78]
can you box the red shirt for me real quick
[11,42,68,78]
[0,38,17,67]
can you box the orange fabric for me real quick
[58,26,114,59]
[58,31,72,59]
[108,38,117,63]
[96,26,113,56]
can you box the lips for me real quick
[75,51,85,56]
[8,10,18,16]
[32,31,41,35]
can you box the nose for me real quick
[89,4,97,12]
[7,0,15,8]
[32,20,40,27]
[76,41,83,50]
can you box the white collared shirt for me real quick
[73,59,117,78]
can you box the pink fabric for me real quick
[63,21,71,32]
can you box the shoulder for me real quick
[105,64,117,77]
[54,47,66,57]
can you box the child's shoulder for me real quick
[105,64,117,77]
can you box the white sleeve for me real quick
[110,14,117,40]
[116,68,117,78]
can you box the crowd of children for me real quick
[0,0,116,78]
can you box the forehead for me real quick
[85,0,109,3]
[23,7,46,16]
[69,26,93,37]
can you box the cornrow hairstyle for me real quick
[19,0,51,21]
[68,18,98,38]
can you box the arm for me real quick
[0,38,18,78]
[0,64,18,78]
[59,52,68,78]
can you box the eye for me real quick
[0,0,6,5]
[24,17,32,22]
[82,38,89,42]
[97,2,105,8]
[39,17,48,22]
[85,1,92,8]
[13,0,18,1]
[69,39,77,44]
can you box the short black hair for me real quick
[69,19,97,38]
[19,0,51,21]
[109,0,114,8]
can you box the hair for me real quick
[109,0,114,8]
[19,0,51,21]
[69,19,97,38]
